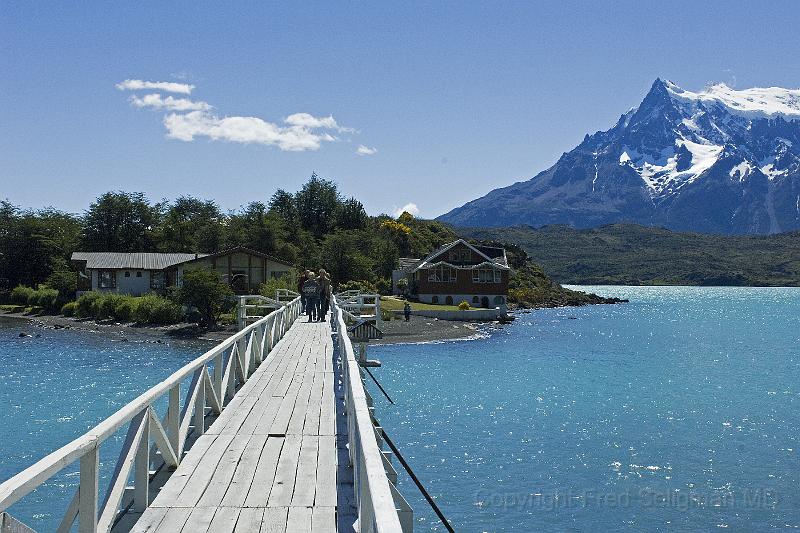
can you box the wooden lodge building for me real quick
[71,247,294,296]
[392,239,510,308]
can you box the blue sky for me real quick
[3,1,800,218]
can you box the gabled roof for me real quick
[71,252,205,270]
[174,246,294,268]
[413,239,509,271]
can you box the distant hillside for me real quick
[460,224,800,286]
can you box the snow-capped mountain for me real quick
[438,79,800,234]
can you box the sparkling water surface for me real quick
[368,286,800,531]
[0,318,201,531]
[2,287,799,532]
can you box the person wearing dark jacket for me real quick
[317,269,332,321]
[297,270,309,313]
[302,273,320,322]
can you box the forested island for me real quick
[0,175,616,324]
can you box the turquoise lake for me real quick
[1,286,799,531]
[367,286,800,531]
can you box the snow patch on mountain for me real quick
[665,81,800,121]
[619,141,722,196]
[729,161,752,181]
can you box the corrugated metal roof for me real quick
[71,252,207,270]
[397,257,421,272]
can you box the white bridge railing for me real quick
[336,292,383,327]
[0,297,302,533]
[332,296,412,532]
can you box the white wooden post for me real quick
[134,420,149,513]
[194,375,205,437]
[375,296,383,328]
[213,352,223,409]
[79,446,99,533]
[167,385,180,463]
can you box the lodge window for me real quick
[270,271,289,280]
[473,267,501,283]
[124,271,131,278]
[98,270,116,289]
[150,271,165,289]
[449,249,470,262]
[428,265,456,283]
[136,271,142,278]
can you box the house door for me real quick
[231,271,248,294]
[481,296,490,308]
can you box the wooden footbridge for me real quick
[0,296,412,532]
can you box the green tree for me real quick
[82,192,161,252]
[320,230,375,285]
[294,173,342,237]
[337,197,368,230]
[268,189,298,225]
[225,202,286,253]
[176,269,233,327]
[0,202,81,288]
[158,196,223,252]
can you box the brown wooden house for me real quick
[393,239,510,308]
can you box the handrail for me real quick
[0,297,302,533]
[332,296,410,532]
[337,293,383,327]
[237,294,283,329]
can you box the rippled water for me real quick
[0,318,200,531]
[368,286,800,531]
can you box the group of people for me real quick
[298,269,332,322]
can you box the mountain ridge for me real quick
[459,223,800,286]
[439,79,800,234]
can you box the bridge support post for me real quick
[79,445,99,533]
[167,385,180,461]
[134,419,150,513]
[213,352,223,408]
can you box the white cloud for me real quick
[393,202,420,217]
[116,79,195,94]
[163,110,339,151]
[285,112,352,132]
[356,144,378,156]
[119,79,358,152]
[130,93,211,112]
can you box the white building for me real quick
[71,247,294,296]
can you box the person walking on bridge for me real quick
[317,269,331,322]
[297,269,309,314]
[302,272,320,322]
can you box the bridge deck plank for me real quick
[136,318,341,532]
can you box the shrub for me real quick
[34,287,60,312]
[375,277,391,295]
[113,297,138,322]
[176,269,233,327]
[97,293,126,319]
[458,300,470,310]
[46,271,77,305]
[75,292,103,318]
[259,270,297,300]
[11,285,35,305]
[337,279,378,294]
[133,294,182,324]
[61,302,77,316]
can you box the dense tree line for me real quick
[0,173,457,292]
